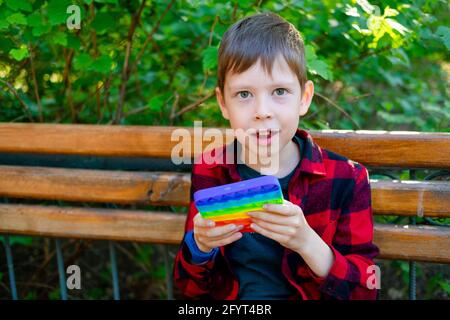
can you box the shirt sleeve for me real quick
[184,230,219,265]
[305,163,380,300]
[173,161,239,299]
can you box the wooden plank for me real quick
[0,165,190,206]
[373,223,450,263]
[0,165,448,217]
[370,179,450,217]
[0,123,179,157]
[0,204,448,263]
[311,130,450,169]
[0,123,449,168]
[0,204,185,244]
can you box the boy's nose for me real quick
[254,96,273,120]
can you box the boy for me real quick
[173,12,379,300]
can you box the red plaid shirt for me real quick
[173,128,379,300]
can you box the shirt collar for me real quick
[201,128,327,178]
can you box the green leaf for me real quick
[378,111,413,124]
[91,55,112,73]
[73,52,94,70]
[305,45,333,81]
[0,235,34,246]
[305,45,317,61]
[356,0,375,14]
[24,291,38,300]
[5,0,32,12]
[385,18,409,36]
[7,12,27,25]
[438,280,450,294]
[91,12,117,34]
[150,265,166,279]
[344,5,359,17]
[148,94,167,112]
[9,46,29,61]
[383,6,399,17]
[95,0,118,4]
[32,23,51,36]
[53,32,68,46]
[351,23,371,35]
[27,11,43,27]
[436,26,450,50]
[0,19,9,30]
[66,34,81,50]
[48,289,60,300]
[202,46,218,72]
[47,0,72,26]
[308,59,332,81]
[0,37,14,54]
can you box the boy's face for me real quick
[216,54,314,161]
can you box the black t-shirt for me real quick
[225,134,304,299]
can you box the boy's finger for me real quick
[251,219,296,235]
[207,232,243,248]
[197,226,243,241]
[247,211,293,226]
[261,203,300,216]
[203,223,242,238]
[193,213,215,227]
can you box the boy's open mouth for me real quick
[250,129,280,146]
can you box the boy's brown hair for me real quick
[217,12,307,95]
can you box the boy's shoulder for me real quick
[298,129,369,181]
[319,144,369,182]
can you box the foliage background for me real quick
[0,0,449,299]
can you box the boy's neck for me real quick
[238,139,300,179]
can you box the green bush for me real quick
[0,0,448,131]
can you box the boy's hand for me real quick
[247,199,313,253]
[192,213,243,253]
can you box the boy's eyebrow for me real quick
[228,81,297,91]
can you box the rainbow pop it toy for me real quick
[193,176,284,232]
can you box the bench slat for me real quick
[0,165,189,206]
[0,204,184,244]
[1,165,448,217]
[0,204,448,263]
[372,223,450,263]
[0,123,449,168]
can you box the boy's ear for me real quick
[215,87,230,120]
[299,80,314,117]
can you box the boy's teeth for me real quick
[253,129,279,138]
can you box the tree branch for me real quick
[314,92,361,129]
[130,0,175,76]
[28,44,43,122]
[0,79,34,122]
[113,0,147,124]
[171,91,215,120]
[169,92,179,125]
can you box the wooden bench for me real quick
[0,123,449,299]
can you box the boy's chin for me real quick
[241,145,281,165]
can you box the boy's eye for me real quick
[274,88,287,96]
[238,91,251,99]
